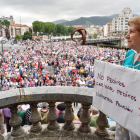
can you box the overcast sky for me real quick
[0,0,140,26]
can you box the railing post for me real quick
[9,105,25,137]
[47,102,59,130]
[29,103,42,133]
[95,111,108,136]
[63,101,75,131]
[79,104,91,133]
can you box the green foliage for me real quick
[56,24,67,35]
[1,21,5,25]
[15,35,22,40]
[3,20,10,27]
[67,26,74,34]
[22,31,32,40]
[32,21,73,36]
[44,22,56,35]
[92,34,98,38]
[32,21,44,33]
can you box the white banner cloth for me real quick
[93,60,140,137]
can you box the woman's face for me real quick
[125,23,140,52]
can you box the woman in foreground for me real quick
[115,16,140,140]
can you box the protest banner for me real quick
[93,60,140,137]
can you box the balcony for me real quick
[0,86,115,140]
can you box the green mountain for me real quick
[53,19,68,24]
[61,14,119,26]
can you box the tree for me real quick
[22,31,32,40]
[15,35,22,40]
[3,20,10,27]
[44,22,56,35]
[56,24,67,35]
[1,21,5,25]
[67,26,74,34]
[32,21,44,33]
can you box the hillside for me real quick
[61,14,119,26]
[53,19,68,24]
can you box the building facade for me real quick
[103,21,112,37]
[9,24,29,39]
[103,24,108,37]
[1,25,7,38]
[112,8,134,36]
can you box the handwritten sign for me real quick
[93,60,140,137]
[43,66,54,75]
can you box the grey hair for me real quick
[90,107,99,114]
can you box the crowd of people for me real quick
[0,40,127,134]
[0,41,126,91]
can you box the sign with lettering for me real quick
[43,66,54,75]
[93,60,140,137]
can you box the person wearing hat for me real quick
[38,102,49,124]
[57,103,65,123]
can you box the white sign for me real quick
[93,60,140,137]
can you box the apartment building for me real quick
[112,8,134,36]
[103,21,112,37]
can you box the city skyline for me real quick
[0,0,140,26]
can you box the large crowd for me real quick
[0,41,127,90]
[0,40,127,134]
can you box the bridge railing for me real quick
[0,86,115,140]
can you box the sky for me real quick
[0,0,140,26]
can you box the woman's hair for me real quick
[128,16,140,32]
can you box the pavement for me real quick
[2,41,26,50]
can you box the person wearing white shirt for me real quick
[79,79,86,87]
[21,104,30,111]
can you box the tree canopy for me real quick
[32,21,43,33]
[4,20,10,27]
[22,31,32,40]
[56,24,67,35]
[15,35,22,40]
[67,26,74,34]
[32,21,74,36]
[0,20,10,27]
[1,21,5,25]
[44,22,56,35]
